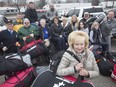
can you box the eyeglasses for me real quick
[24,22,29,24]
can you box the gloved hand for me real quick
[2,46,8,51]
[23,37,26,41]
[30,34,34,38]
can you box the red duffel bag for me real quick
[111,64,116,81]
[20,39,48,59]
[0,67,37,87]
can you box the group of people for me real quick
[0,1,116,80]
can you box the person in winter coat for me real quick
[100,10,116,51]
[70,15,79,31]
[51,16,66,51]
[13,14,23,32]
[78,21,89,34]
[18,18,39,46]
[0,19,19,54]
[89,21,108,52]
[80,12,90,23]
[38,18,52,47]
[57,31,99,78]
[24,2,38,23]
[61,17,72,49]
[46,4,58,21]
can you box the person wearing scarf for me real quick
[57,31,99,78]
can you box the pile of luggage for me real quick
[0,39,49,87]
[90,45,116,81]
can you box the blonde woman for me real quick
[89,21,108,51]
[57,31,99,78]
[70,15,79,31]
[90,21,102,44]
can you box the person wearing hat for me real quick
[80,12,90,23]
[0,19,19,55]
[18,18,39,46]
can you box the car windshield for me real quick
[83,8,103,13]
[37,10,46,19]
[82,8,104,17]
[67,9,80,17]
[0,15,5,26]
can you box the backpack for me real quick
[49,50,65,74]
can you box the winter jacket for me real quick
[46,9,58,21]
[89,28,103,44]
[38,26,52,41]
[51,23,62,37]
[57,47,99,78]
[18,25,39,45]
[0,29,19,54]
[25,8,38,23]
[61,22,72,36]
[100,18,116,36]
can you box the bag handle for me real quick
[66,50,90,87]
[66,50,81,63]
[66,50,84,80]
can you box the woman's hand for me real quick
[79,68,89,77]
[75,63,83,72]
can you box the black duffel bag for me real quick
[31,70,95,87]
[97,56,114,76]
[20,39,48,59]
[0,53,31,76]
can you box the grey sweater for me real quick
[101,18,116,36]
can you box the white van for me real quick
[65,6,106,22]
[0,7,18,15]
[0,15,6,32]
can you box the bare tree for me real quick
[13,0,26,14]
[92,0,100,6]
[0,1,6,7]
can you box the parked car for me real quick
[0,15,6,32]
[36,9,47,21]
[64,6,106,22]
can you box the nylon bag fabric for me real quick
[106,52,116,63]
[0,67,36,87]
[111,64,116,81]
[20,39,48,59]
[31,70,95,87]
[97,56,114,76]
[0,53,31,76]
